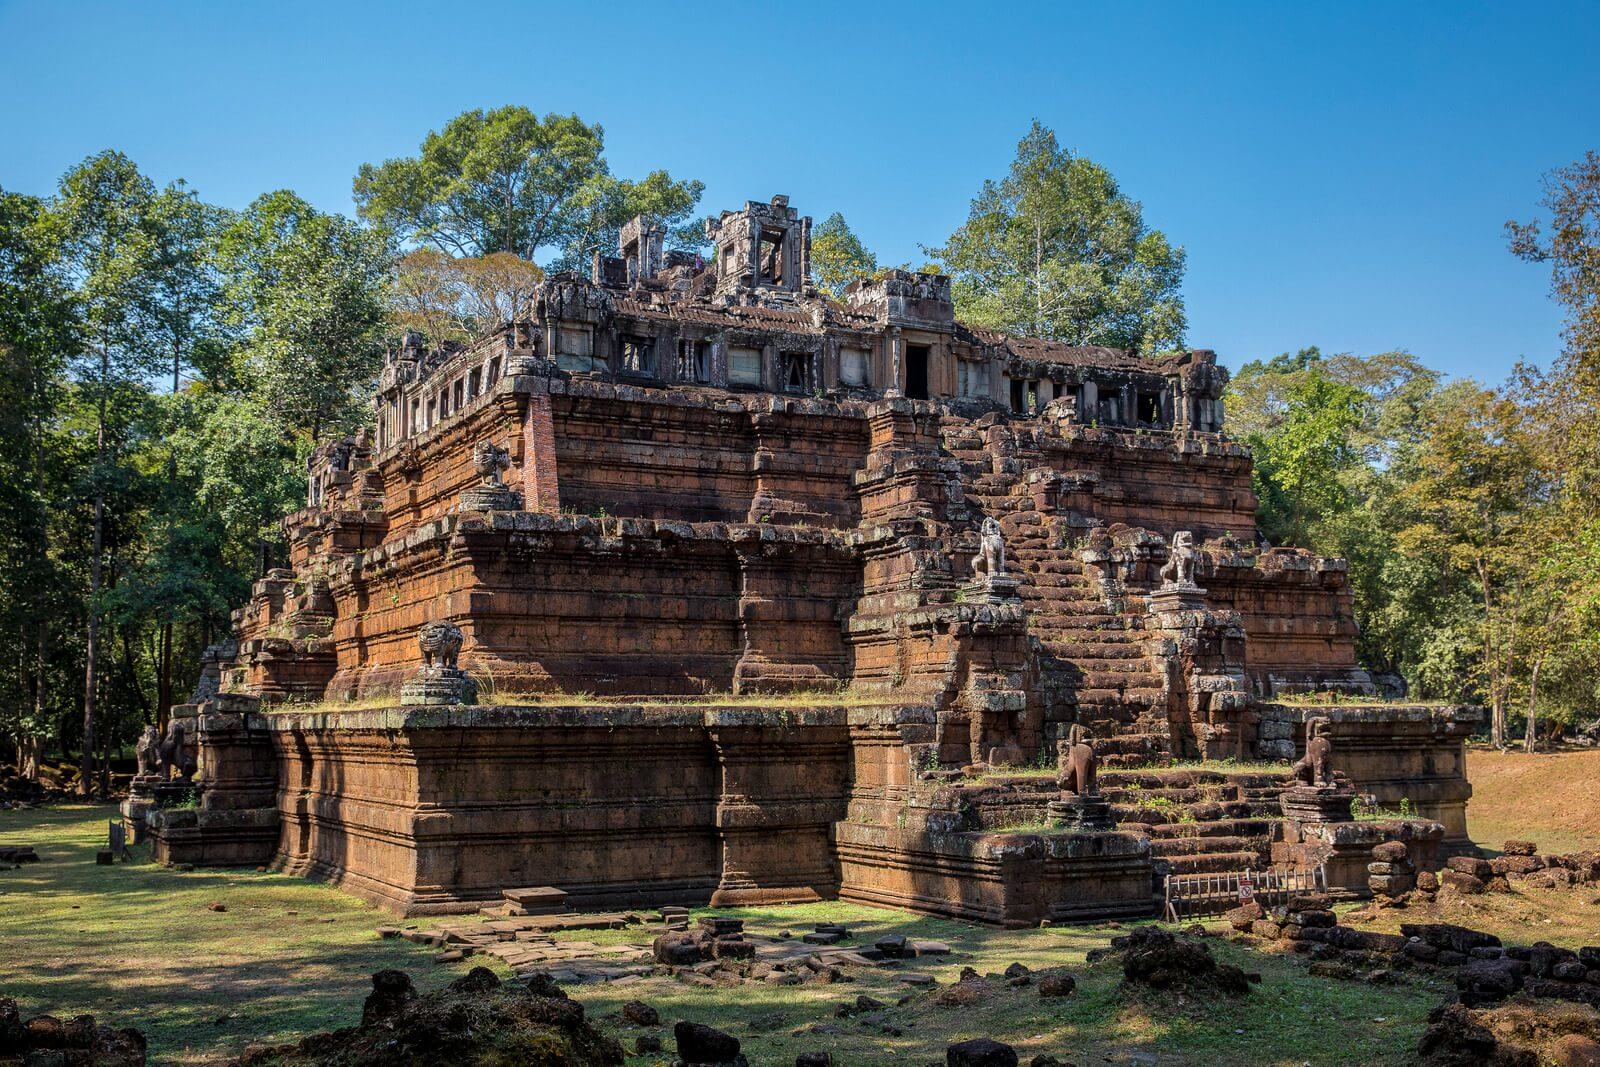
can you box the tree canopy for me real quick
[353,106,705,271]
[809,213,879,298]
[928,121,1186,353]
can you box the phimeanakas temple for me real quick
[133,195,1479,926]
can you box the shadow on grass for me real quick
[1,804,472,1065]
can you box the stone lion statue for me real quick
[135,725,160,777]
[473,441,511,487]
[1159,530,1199,587]
[1056,724,1099,797]
[417,620,464,670]
[157,720,197,782]
[972,517,1006,580]
[1292,717,1335,788]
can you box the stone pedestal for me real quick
[120,776,161,843]
[400,666,477,706]
[1048,793,1116,832]
[967,573,1021,604]
[152,780,197,808]
[1146,581,1207,614]
[1280,785,1357,824]
[459,484,523,512]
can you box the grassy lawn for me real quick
[573,902,1443,1066]
[1,806,1449,1066]
[0,804,475,1065]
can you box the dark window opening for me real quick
[905,343,930,400]
[467,367,482,401]
[621,336,654,377]
[487,355,501,383]
[1137,392,1161,425]
[677,339,708,383]
[1010,379,1026,413]
[453,378,465,411]
[758,229,785,285]
[780,351,811,394]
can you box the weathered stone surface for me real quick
[947,1038,1020,1067]
[674,1020,741,1064]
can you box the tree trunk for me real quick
[157,621,173,732]
[17,736,41,780]
[81,344,108,796]
[1524,655,1544,753]
[1477,558,1506,750]
[23,624,46,781]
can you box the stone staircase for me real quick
[1102,769,1289,877]
[939,418,1170,762]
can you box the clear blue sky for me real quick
[3,0,1596,382]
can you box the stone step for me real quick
[1102,785,1245,804]
[502,886,570,914]
[1163,850,1263,876]
[1142,818,1278,840]
[1146,834,1265,858]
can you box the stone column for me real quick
[520,385,560,513]
[705,711,848,906]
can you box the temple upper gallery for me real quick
[366,194,1226,459]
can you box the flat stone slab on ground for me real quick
[895,972,937,986]
[502,885,569,911]
[910,940,952,955]
[803,930,844,945]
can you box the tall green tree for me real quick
[0,188,79,778]
[353,106,703,269]
[215,190,390,444]
[1505,149,1600,746]
[46,151,172,792]
[928,121,1186,352]
[809,213,879,298]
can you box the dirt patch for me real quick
[1467,749,1600,855]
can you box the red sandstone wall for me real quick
[549,389,869,527]
[1043,432,1260,542]
[322,515,859,699]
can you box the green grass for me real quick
[3,807,1447,1066]
[0,804,474,1065]
[572,902,1445,1066]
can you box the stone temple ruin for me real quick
[143,194,1479,926]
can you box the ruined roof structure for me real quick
[147,195,1479,926]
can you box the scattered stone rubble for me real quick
[1225,893,1600,1010]
[0,996,147,1065]
[1424,840,1600,898]
[1418,998,1600,1066]
[226,966,625,1066]
[382,910,958,990]
[1089,924,1255,995]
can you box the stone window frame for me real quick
[620,334,655,378]
[727,344,764,388]
[839,346,871,389]
[779,350,813,395]
[676,337,710,383]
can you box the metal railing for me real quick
[1164,865,1326,922]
